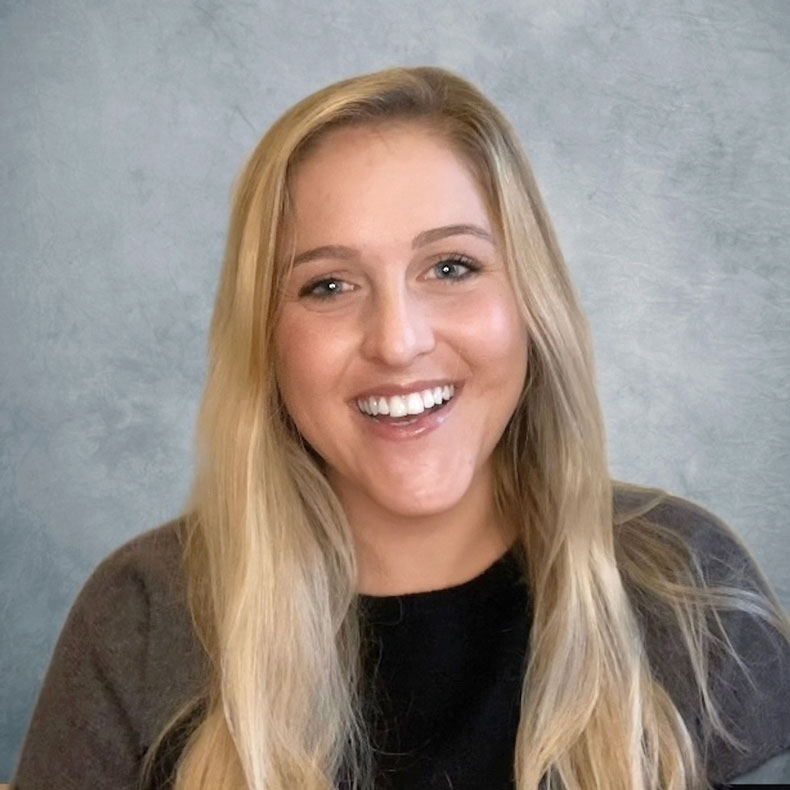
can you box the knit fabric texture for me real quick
[12,490,790,788]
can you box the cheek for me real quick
[274,317,318,415]
[274,311,351,423]
[457,289,528,380]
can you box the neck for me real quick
[333,466,515,596]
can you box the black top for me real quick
[357,545,529,789]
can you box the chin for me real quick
[373,485,470,521]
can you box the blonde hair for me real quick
[145,66,790,790]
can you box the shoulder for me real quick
[613,482,768,590]
[75,517,188,619]
[75,517,207,740]
[613,482,734,546]
[14,518,207,789]
[614,482,790,783]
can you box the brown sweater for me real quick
[11,490,790,788]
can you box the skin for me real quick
[274,122,529,595]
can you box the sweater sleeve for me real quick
[699,532,790,783]
[649,496,790,785]
[12,528,172,790]
[12,524,199,790]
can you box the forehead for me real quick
[286,123,493,249]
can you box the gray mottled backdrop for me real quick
[1,0,788,781]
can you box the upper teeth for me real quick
[357,385,455,417]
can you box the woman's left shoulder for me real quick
[615,486,758,577]
[616,485,790,783]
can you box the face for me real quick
[274,123,528,523]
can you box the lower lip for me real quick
[354,394,458,441]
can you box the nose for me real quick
[361,283,435,367]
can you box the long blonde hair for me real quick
[148,66,790,790]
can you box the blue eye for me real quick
[431,256,480,281]
[299,277,348,300]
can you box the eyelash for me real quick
[429,255,481,281]
[298,276,348,300]
[298,255,482,301]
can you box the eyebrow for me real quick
[291,223,494,267]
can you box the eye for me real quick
[428,255,481,282]
[298,276,352,300]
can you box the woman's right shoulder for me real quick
[14,517,208,790]
[75,516,207,738]
[80,517,189,611]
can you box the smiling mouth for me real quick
[356,384,456,421]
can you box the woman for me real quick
[13,66,790,790]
